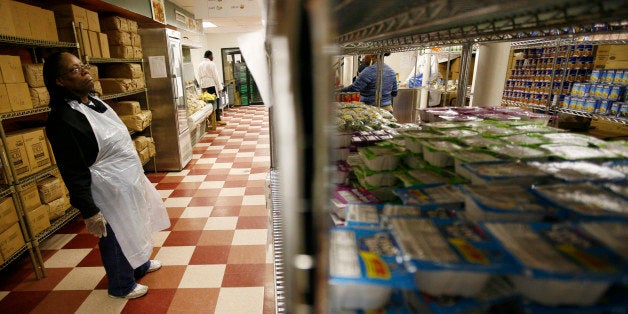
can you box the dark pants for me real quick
[99,224,150,296]
[202,86,222,121]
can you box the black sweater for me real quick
[45,96,108,219]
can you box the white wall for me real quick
[190,32,259,85]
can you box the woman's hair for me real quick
[43,51,80,107]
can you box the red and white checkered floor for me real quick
[0,105,275,313]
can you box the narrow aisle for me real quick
[0,105,275,313]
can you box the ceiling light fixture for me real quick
[203,21,218,28]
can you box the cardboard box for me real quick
[130,33,142,47]
[8,1,32,38]
[37,176,63,204]
[79,28,92,58]
[22,128,51,174]
[92,80,102,96]
[29,8,48,41]
[44,132,56,166]
[104,30,131,46]
[0,223,24,260]
[111,100,141,115]
[593,45,628,69]
[5,83,32,112]
[0,55,25,84]
[133,47,143,59]
[47,196,70,220]
[103,63,143,79]
[127,19,138,33]
[133,136,152,151]
[52,4,88,29]
[100,16,129,32]
[133,78,146,90]
[99,78,134,94]
[87,64,99,80]
[56,27,77,43]
[98,33,110,58]
[3,133,30,181]
[41,9,59,42]
[88,31,101,58]
[109,45,134,59]
[119,110,152,132]
[86,9,100,32]
[23,64,44,88]
[27,204,50,236]
[0,84,9,113]
[20,182,41,212]
[29,87,49,108]
[0,0,17,37]
[138,146,150,164]
[0,196,18,234]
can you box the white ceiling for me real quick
[169,0,264,33]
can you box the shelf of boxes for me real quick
[100,88,148,100]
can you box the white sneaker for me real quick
[147,260,162,273]
[109,284,148,299]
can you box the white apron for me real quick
[68,98,170,268]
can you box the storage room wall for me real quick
[192,32,259,85]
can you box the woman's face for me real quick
[55,53,94,97]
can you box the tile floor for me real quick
[0,105,275,313]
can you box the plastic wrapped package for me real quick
[451,150,501,180]
[598,140,628,158]
[460,161,550,186]
[487,144,550,161]
[578,221,628,260]
[394,184,465,209]
[353,166,399,189]
[500,134,548,147]
[460,185,554,222]
[389,218,517,297]
[528,161,627,182]
[459,136,503,149]
[334,161,351,185]
[531,183,628,220]
[332,186,381,220]
[402,130,445,154]
[540,144,618,160]
[540,133,607,147]
[357,146,402,171]
[512,124,564,134]
[422,140,463,168]
[403,152,425,169]
[484,222,626,306]
[479,125,522,137]
[439,129,479,139]
[382,204,457,220]
[329,228,415,311]
[345,204,381,228]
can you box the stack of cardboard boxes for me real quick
[0,0,58,42]
[0,55,33,114]
[109,100,153,133]
[101,16,143,59]
[133,136,157,165]
[54,4,110,59]
[0,196,22,264]
[0,128,53,183]
[99,63,146,94]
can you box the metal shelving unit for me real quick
[263,0,628,312]
[100,88,148,101]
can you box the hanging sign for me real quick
[151,0,166,24]
[195,0,261,18]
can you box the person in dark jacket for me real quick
[43,51,170,299]
[341,54,398,113]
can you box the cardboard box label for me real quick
[27,204,50,236]
[38,176,63,204]
[21,182,41,212]
[22,128,51,173]
[0,196,18,234]
[5,133,30,180]
[0,223,24,259]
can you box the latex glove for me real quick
[85,212,108,238]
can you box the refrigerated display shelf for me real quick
[269,169,286,313]
[0,34,77,48]
[100,88,148,100]
[35,207,80,244]
[0,107,51,120]
[502,100,550,112]
[557,108,628,125]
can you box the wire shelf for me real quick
[0,107,51,121]
[0,34,77,48]
[0,245,29,272]
[100,88,148,100]
[88,58,144,63]
[35,207,80,244]
[15,166,59,187]
[269,169,286,313]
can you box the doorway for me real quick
[221,47,263,106]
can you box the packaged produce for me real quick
[484,222,626,306]
[394,184,465,209]
[381,204,457,219]
[461,185,554,222]
[345,204,381,228]
[439,129,479,139]
[353,165,399,189]
[403,153,424,169]
[540,132,606,147]
[357,145,402,171]
[461,161,550,186]
[499,134,547,147]
[389,218,517,297]
[334,161,351,185]
[480,125,521,137]
[451,150,501,180]
[333,186,381,220]
[395,167,466,187]
[487,144,549,160]
[335,102,399,132]
[578,221,628,260]
[528,161,626,182]
[402,130,445,154]
[598,140,628,158]
[531,182,628,219]
[459,136,503,149]
[422,140,463,168]
[329,227,415,310]
[540,144,617,160]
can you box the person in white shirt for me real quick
[198,50,226,125]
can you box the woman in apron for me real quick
[43,52,170,299]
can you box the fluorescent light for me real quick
[203,21,217,28]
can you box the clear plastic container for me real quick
[422,140,463,168]
[487,144,550,160]
[541,133,607,147]
[358,146,402,171]
[459,136,504,149]
[389,218,517,297]
[461,185,552,222]
[484,222,624,306]
[394,184,466,209]
[540,144,618,160]
[354,166,399,189]
[461,161,550,186]
[451,150,501,180]
[531,182,628,219]
[500,134,548,147]
[528,161,627,182]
